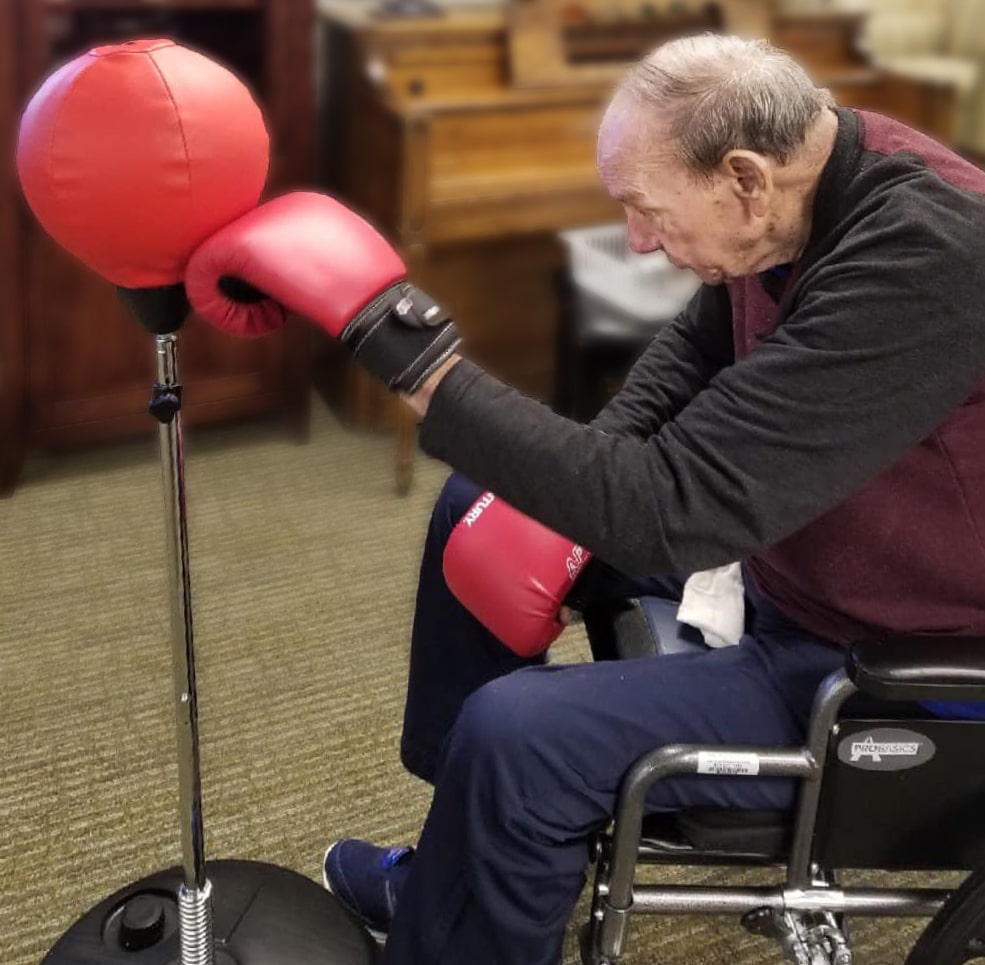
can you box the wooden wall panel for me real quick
[1,0,26,494]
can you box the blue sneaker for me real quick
[322,839,414,941]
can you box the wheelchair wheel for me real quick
[907,867,985,964]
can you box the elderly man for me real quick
[186,31,985,965]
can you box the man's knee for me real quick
[442,670,617,848]
[446,670,563,777]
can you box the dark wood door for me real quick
[3,0,314,492]
[24,230,291,447]
[1,0,26,492]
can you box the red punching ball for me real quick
[17,39,269,289]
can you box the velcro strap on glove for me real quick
[343,282,461,394]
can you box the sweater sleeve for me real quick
[419,193,985,577]
[589,283,734,437]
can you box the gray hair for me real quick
[618,34,835,173]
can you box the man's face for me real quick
[597,102,770,285]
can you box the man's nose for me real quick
[625,212,661,254]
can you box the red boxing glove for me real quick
[443,492,592,657]
[184,192,460,394]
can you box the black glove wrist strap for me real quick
[343,282,461,394]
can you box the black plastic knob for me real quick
[149,384,183,423]
[118,895,166,951]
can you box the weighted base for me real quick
[42,859,380,965]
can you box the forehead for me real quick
[597,96,645,164]
[599,93,676,155]
[597,101,682,197]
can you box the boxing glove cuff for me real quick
[343,282,461,394]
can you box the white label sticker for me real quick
[696,752,761,776]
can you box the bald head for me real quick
[600,34,835,177]
[596,34,840,285]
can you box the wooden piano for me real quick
[317,0,957,493]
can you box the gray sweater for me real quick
[420,108,985,644]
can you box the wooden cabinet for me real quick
[1,0,316,495]
[318,6,621,489]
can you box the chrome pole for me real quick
[630,885,947,918]
[153,332,214,965]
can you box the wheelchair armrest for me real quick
[848,636,985,702]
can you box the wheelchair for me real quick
[578,595,985,965]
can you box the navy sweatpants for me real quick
[384,473,888,965]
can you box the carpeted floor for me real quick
[0,398,944,964]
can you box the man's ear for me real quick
[721,150,771,216]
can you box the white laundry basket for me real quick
[559,223,700,323]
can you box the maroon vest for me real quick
[732,111,985,643]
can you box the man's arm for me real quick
[406,283,733,436]
[415,215,985,577]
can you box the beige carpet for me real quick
[0,399,944,964]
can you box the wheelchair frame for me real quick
[581,657,985,965]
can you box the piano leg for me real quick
[396,402,418,496]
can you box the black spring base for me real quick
[42,859,379,965]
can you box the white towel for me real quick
[677,563,745,648]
